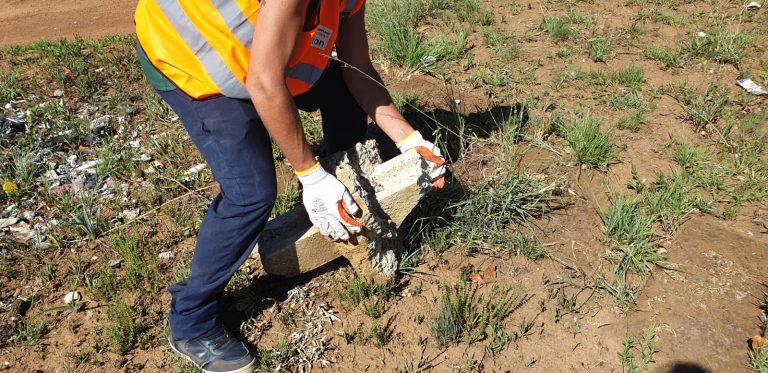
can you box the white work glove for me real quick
[396,130,447,189]
[297,162,362,241]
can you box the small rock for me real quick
[84,133,99,146]
[63,291,81,305]
[9,297,31,319]
[83,173,98,190]
[158,251,175,260]
[108,259,123,268]
[117,102,136,117]
[89,116,109,132]
[120,208,141,221]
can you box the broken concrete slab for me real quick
[257,141,431,282]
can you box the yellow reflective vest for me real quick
[135,0,365,99]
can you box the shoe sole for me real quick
[168,335,257,373]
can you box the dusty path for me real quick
[0,0,138,46]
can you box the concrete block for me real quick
[257,141,430,281]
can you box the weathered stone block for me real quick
[257,141,430,281]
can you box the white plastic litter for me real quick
[746,1,761,10]
[158,251,175,260]
[186,163,207,175]
[737,78,767,96]
[64,291,81,305]
[696,31,707,38]
[0,217,19,229]
[74,159,102,171]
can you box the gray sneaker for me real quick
[169,324,256,373]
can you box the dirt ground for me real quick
[1,0,767,372]
[0,0,138,46]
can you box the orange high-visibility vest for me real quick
[135,0,365,99]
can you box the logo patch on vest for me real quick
[311,26,333,50]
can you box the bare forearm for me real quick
[250,86,316,171]
[342,66,413,143]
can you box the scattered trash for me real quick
[63,291,82,305]
[74,159,102,172]
[420,55,437,67]
[746,1,761,10]
[752,335,767,349]
[62,66,77,79]
[696,31,707,38]
[50,183,72,196]
[21,211,35,221]
[180,163,208,187]
[158,251,175,260]
[0,217,19,229]
[120,208,141,221]
[186,163,207,176]
[0,115,25,138]
[737,78,767,96]
[469,265,497,285]
[52,89,64,98]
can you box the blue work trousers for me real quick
[159,61,367,340]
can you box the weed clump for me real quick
[587,34,613,62]
[676,84,729,129]
[540,16,573,42]
[681,28,751,66]
[552,114,616,171]
[430,283,521,347]
[450,165,560,254]
[366,0,472,71]
[9,319,46,345]
[599,196,662,307]
[641,47,684,69]
[104,301,143,355]
[619,325,659,372]
[112,231,161,293]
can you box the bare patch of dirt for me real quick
[0,0,138,46]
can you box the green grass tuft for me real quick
[587,34,613,62]
[430,283,521,347]
[553,114,616,171]
[540,17,573,42]
[676,84,729,129]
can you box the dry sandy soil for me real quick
[1,0,767,372]
[0,0,138,46]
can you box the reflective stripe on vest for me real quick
[137,0,367,99]
[287,63,326,88]
[344,0,357,13]
[211,0,255,47]
[156,0,250,98]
